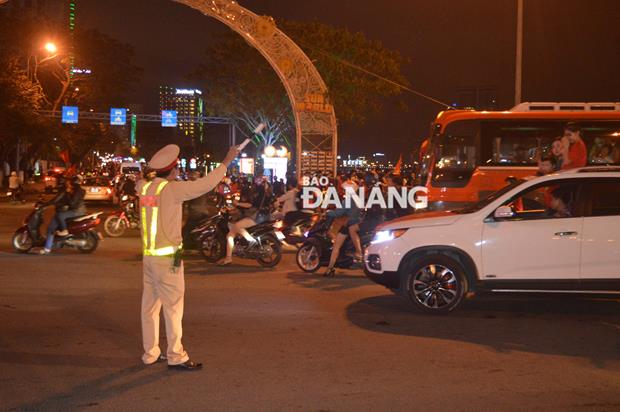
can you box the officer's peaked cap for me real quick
[149,144,180,172]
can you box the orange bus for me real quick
[420,102,620,209]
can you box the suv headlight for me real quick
[371,229,407,244]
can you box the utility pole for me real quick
[514,0,524,106]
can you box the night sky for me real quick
[78,0,620,160]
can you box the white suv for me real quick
[364,167,620,313]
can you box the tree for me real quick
[189,19,409,150]
[0,16,49,174]
[0,14,142,169]
[57,28,142,163]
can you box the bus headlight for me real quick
[371,229,407,244]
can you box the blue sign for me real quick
[61,106,79,124]
[161,110,177,127]
[110,108,127,126]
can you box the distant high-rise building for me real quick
[159,86,205,142]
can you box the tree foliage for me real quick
[189,19,409,149]
[0,14,142,169]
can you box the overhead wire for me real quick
[299,42,454,110]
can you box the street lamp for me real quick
[44,42,58,55]
[264,145,276,157]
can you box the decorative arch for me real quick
[175,0,338,176]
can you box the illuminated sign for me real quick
[161,110,177,127]
[110,108,127,125]
[175,88,202,95]
[61,106,79,124]
[71,68,92,74]
[239,158,255,175]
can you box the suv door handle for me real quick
[555,231,578,236]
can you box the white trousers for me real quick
[141,255,189,365]
[226,217,256,259]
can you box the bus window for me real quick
[431,120,479,188]
[480,121,562,166]
[580,121,620,165]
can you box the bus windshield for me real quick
[431,120,478,188]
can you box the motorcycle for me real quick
[104,194,140,237]
[12,204,102,254]
[6,187,25,204]
[191,207,283,268]
[274,210,317,249]
[295,214,376,274]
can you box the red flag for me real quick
[59,150,70,165]
[393,154,402,175]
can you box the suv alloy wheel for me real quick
[401,254,468,313]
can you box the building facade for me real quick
[159,86,205,142]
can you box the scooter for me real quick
[6,187,26,204]
[103,195,139,237]
[273,210,317,249]
[295,214,376,273]
[12,204,102,254]
[191,207,283,268]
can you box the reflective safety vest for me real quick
[140,180,179,256]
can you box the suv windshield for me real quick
[452,179,525,214]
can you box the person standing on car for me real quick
[561,122,587,169]
[138,144,238,370]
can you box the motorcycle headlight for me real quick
[371,229,407,244]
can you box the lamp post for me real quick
[514,0,524,106]
[20,42,62,175]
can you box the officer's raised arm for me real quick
[170,145,240,202]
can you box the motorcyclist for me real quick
[8,171,23,202]
[120,173,137,197]
[220,186,256,266]
[276,178,304,226]
[39,176,86,254]
[323,199,362,277]
[182,171,211,249]
[252,177,273,224]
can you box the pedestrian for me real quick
[8,171,22,202]
[138,143,239,370]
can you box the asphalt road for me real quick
[0,199,619,411]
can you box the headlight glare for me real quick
[371,228,407,244]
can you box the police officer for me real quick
[139,144,239,370]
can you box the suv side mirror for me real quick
[494,205,514,219]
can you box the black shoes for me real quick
[168,360,203,371]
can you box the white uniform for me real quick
[138,149,226,365]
